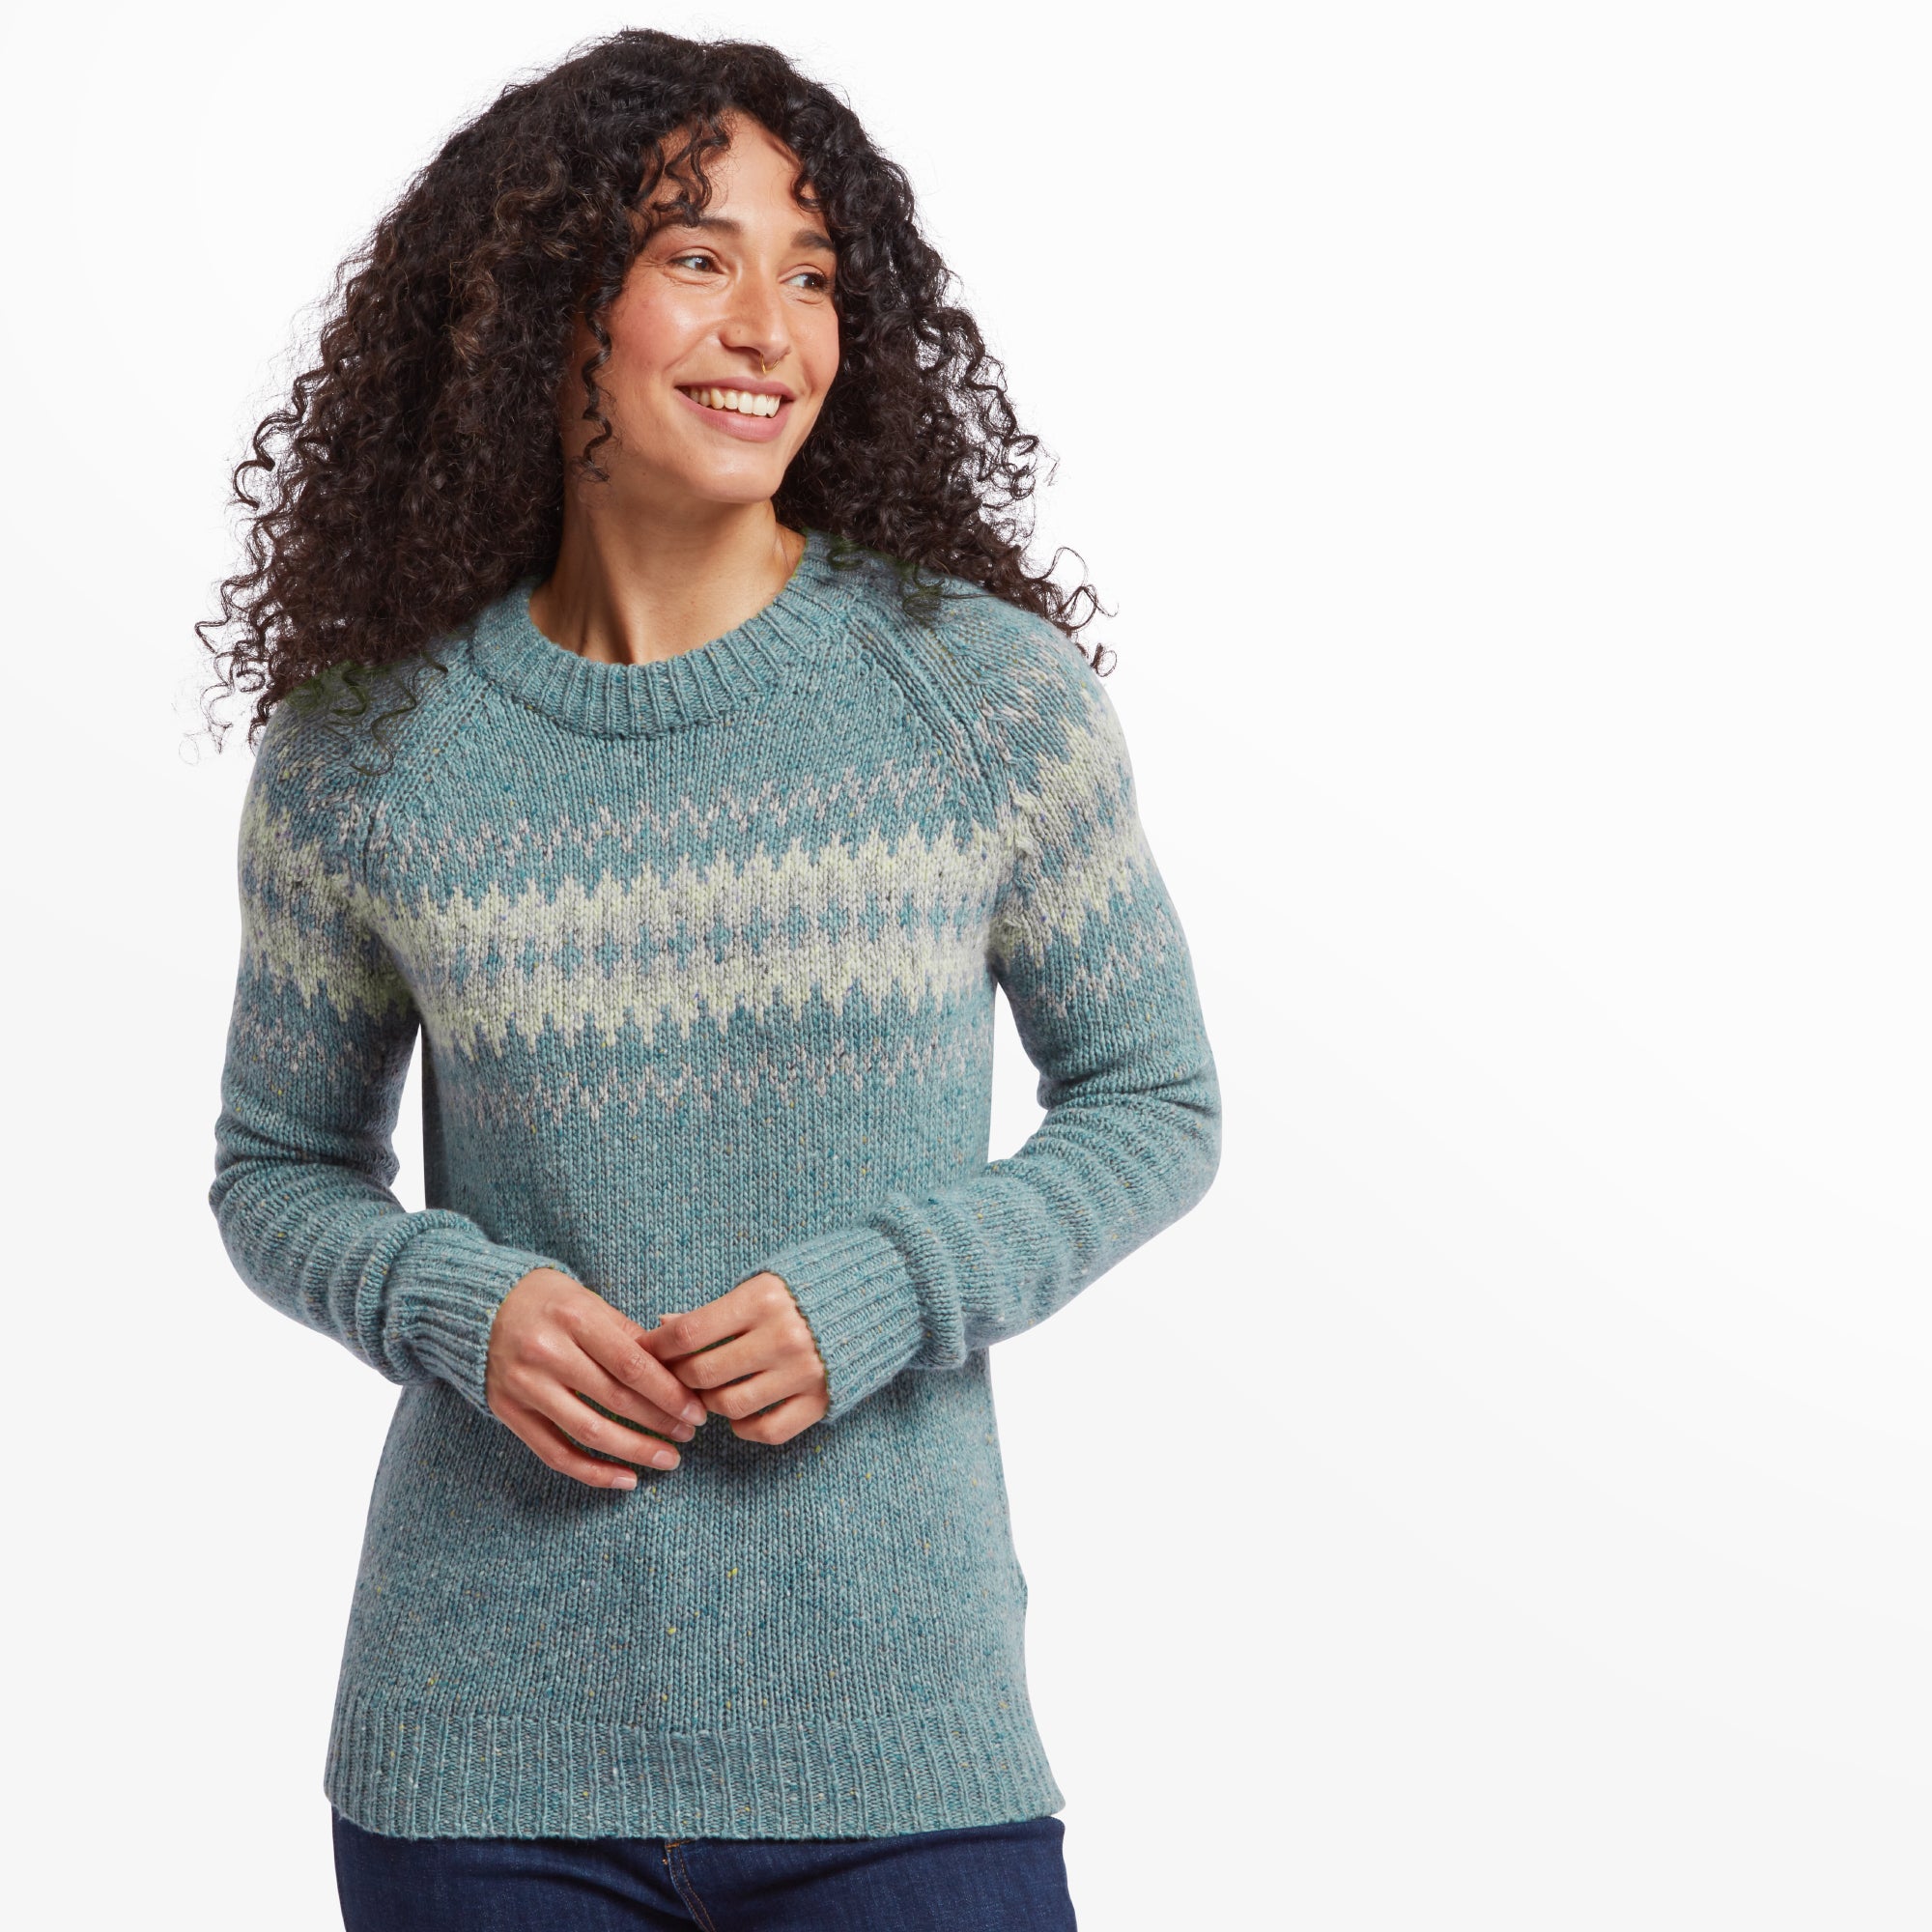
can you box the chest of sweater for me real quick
[346,659,1013,1304]
[367,670,1009,1065]
[363,649,1020,1059]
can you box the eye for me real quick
[786,270,832,292]
[667,252,718,272]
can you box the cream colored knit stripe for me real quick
[239,706,1152,1046]
[387,827,1002,1056]
[236,769,413,1021]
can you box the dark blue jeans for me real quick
[331,1808,1077,1930]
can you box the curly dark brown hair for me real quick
[196,26,1111,751]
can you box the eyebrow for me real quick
[659,213,837,253]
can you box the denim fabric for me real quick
[332,1808,1078,1930]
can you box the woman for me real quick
[204,28,1221,1931]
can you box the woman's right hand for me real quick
[484,1267,709,1490]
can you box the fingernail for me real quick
[671,1422,696,1441]
[682,1403,707,1425]
[652,1448,678,1468]
[611,1473,637,1490]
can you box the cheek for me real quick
[604,287,701,395]
[803,310,842,394]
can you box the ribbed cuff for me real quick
[759,1222,924,1422]
[398,1218,578,1416]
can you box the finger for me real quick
[566,1348,703,1441]
[667,1330,779,1390]
[728,1391,827,1446]
[497,1396,650,1490]
[693,1362,819,1422]
[579,1313,712,1427]
[649,1284,769,1362]
[490,1323,694,1439]
[528,1380,687,1471]
[635,1321,724,1363]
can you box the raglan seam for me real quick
[351,643,498,907]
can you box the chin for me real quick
[686,475,790,508]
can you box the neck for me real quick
[529,496,805,667]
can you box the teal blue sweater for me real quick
[211,528,1221,1840]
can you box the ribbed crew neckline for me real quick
[468,526,851,737]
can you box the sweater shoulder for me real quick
[244,646,475,881]
[838,554,1118,811]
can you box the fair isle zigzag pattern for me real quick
[375,754,956,883]
[238,686,1153,1058]
[431,1017,994,1131]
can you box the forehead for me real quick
[658,114,818,211]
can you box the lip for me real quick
[673,384,795,443]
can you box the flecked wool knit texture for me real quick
[211,527,1221,1841]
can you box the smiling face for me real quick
[560,113,841,518]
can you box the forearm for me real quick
[765,1081,1219,1421]
[211,1124,567,1413]
[762,855,1221,1422]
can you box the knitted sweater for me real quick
[210,526,1221,1841]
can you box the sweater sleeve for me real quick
[757,616,1223,1423]
[208,698,577,1417]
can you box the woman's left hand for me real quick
[641,1272,831,1444]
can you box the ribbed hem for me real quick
[324,1685,1064,1840]
[760,1224,924,1423]
[401,1224,579,1415]
[467,527,854,738]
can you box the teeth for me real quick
[688,387,782,417]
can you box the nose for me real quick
[719,274,791,376]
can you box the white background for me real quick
[3,3,1927,1926]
